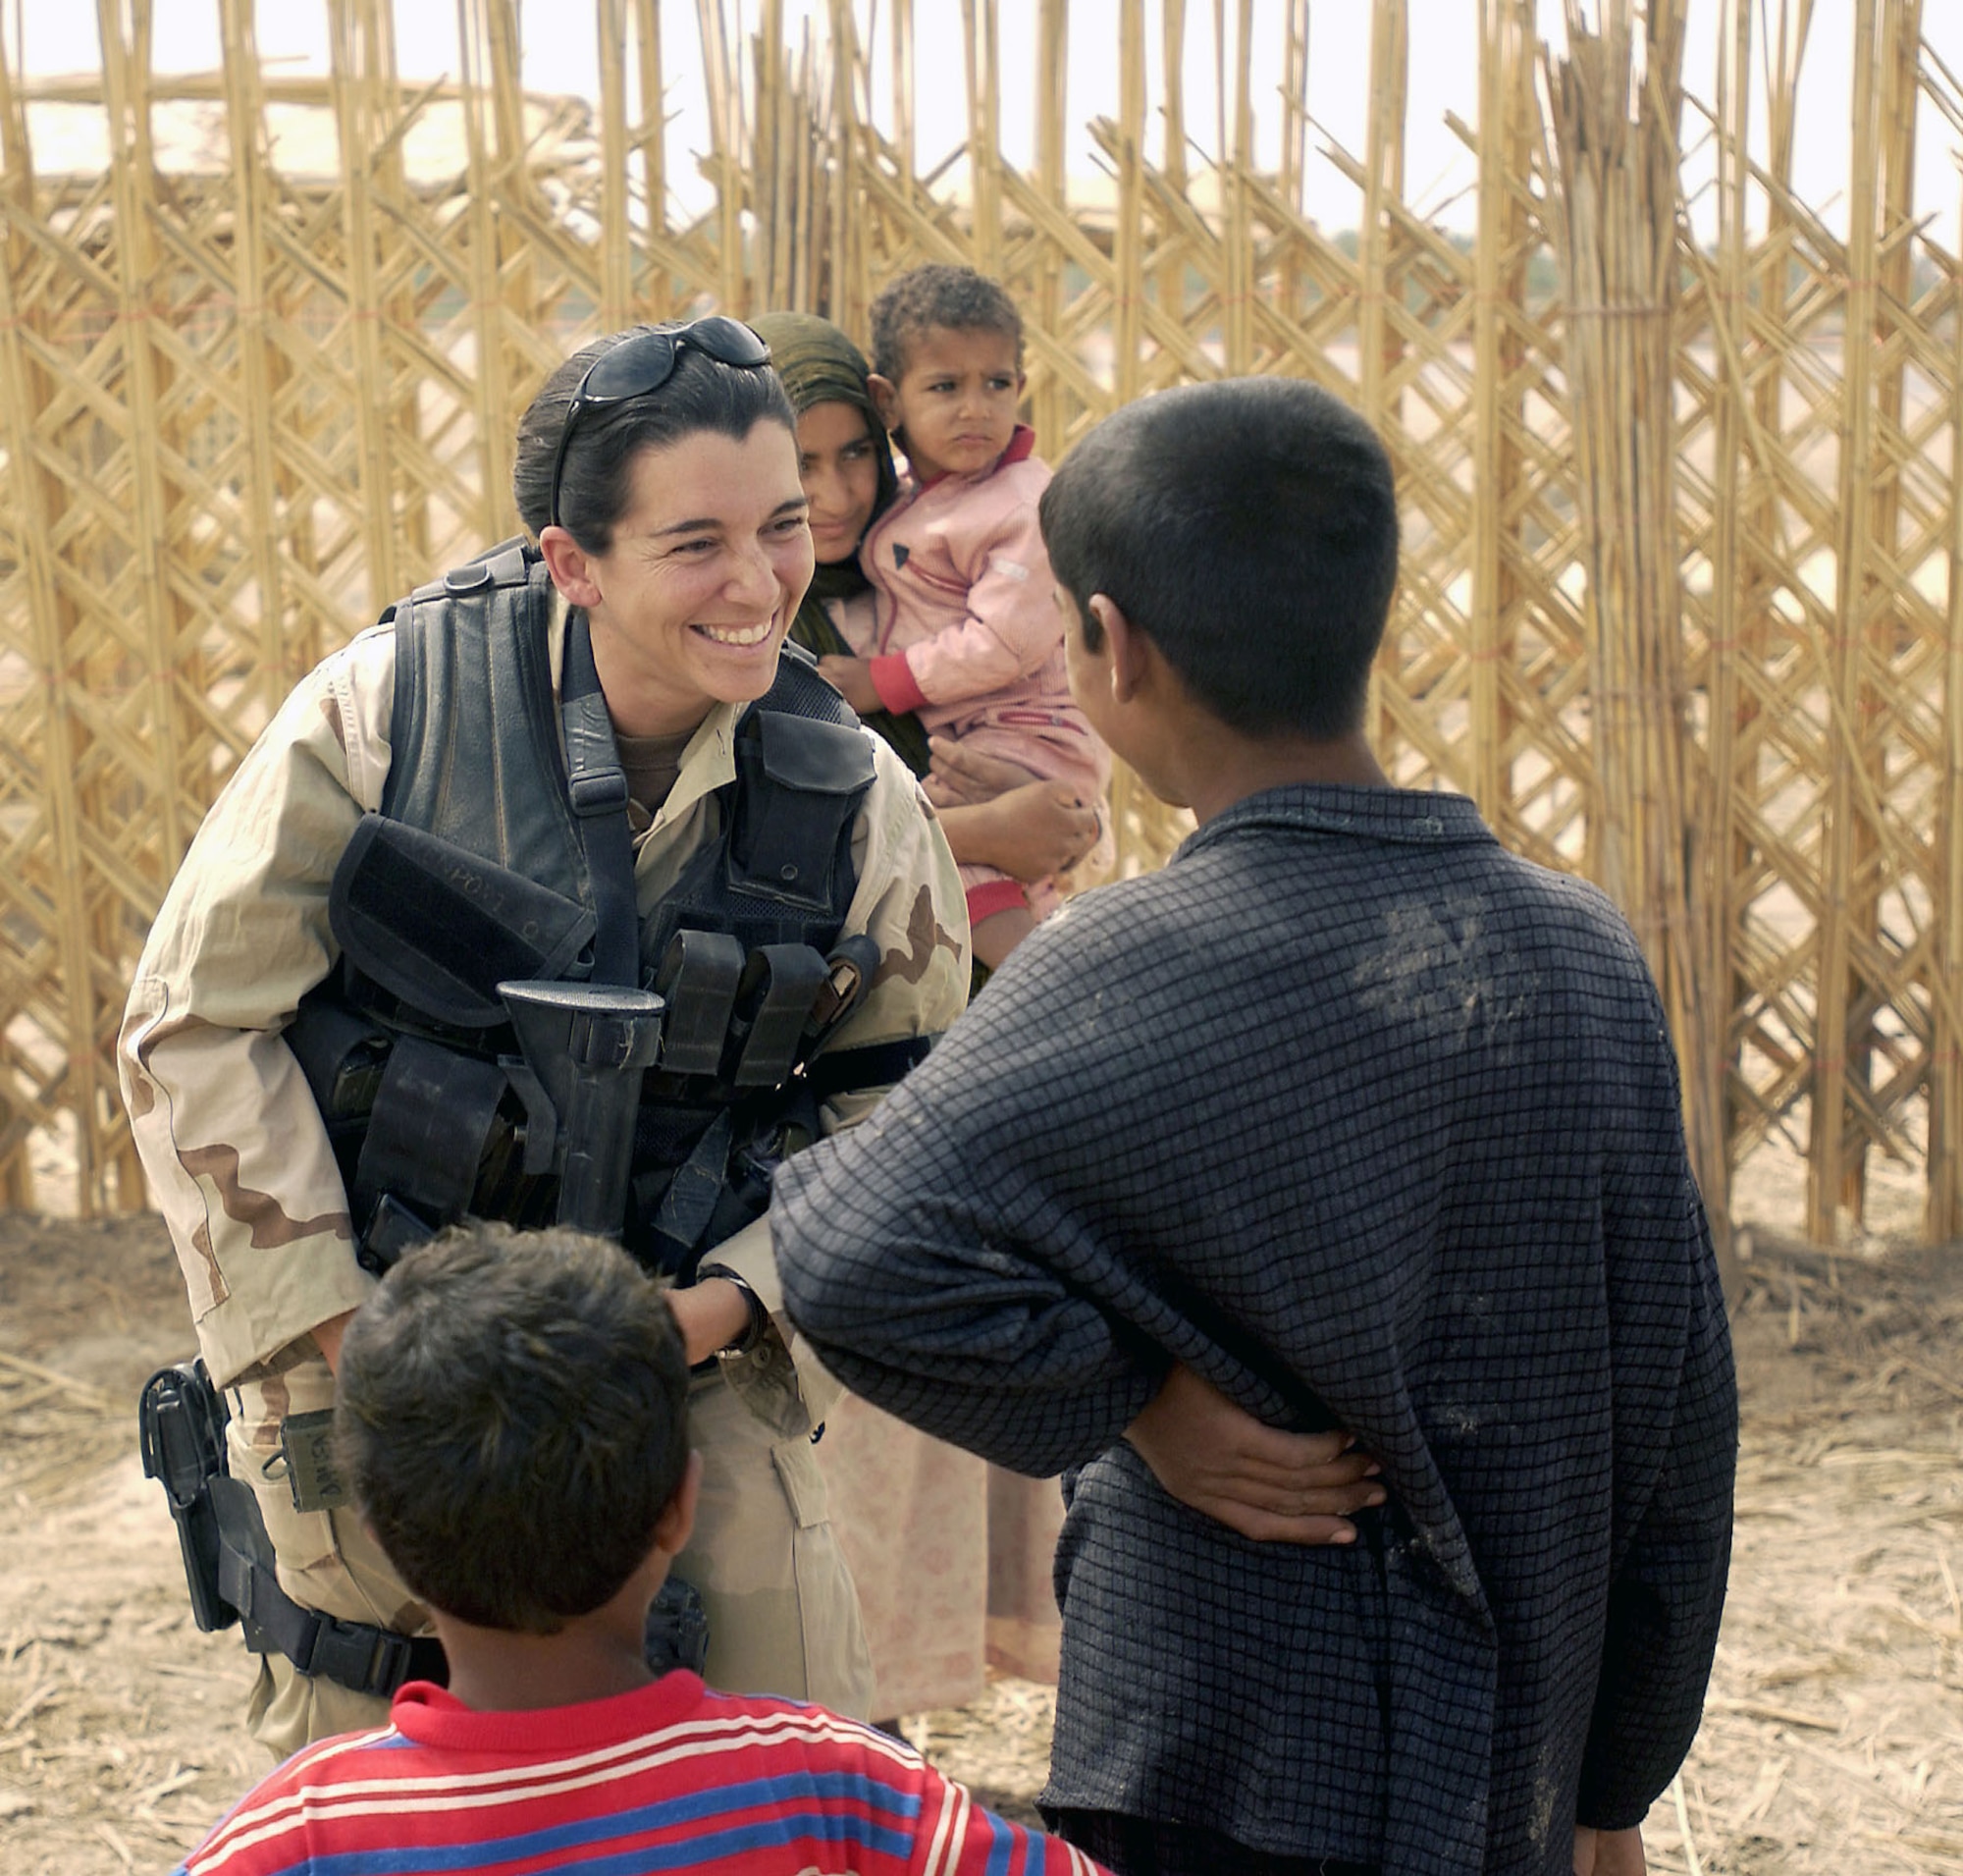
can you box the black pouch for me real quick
[329,814,597,1030]
[726,712,875,910]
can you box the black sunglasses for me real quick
[547,317,774,530]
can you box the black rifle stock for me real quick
[498,981,665,1238]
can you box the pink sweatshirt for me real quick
[861,427,1076,734]
[859,426,1111,926]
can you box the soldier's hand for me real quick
[664,1279,757,1366]
[1122,1363,1385,1544]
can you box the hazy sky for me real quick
[7,0,1961,242]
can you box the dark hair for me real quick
[512,324,796,553]
[1039,378,1399,739]
[334,1223,691,1635]
[870,264,1023,381]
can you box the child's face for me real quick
[877,324,1024,481]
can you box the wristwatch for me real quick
[693,1263,769,1354]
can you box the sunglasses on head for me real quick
[547,316,774,531]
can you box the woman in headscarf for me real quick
[753,310,1092,1713]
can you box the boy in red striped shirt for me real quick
[172,1224,1103,1876]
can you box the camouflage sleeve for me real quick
[117,627,398,1387]
[823,732,972,1060]
[709,733,969,1415]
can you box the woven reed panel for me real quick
[0,0,1955,1246]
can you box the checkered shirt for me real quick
[774,783,1737,1876]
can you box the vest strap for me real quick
[560,612,641,986]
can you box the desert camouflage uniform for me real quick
[118,607,970,1756]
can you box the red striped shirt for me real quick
[173,1673,1106,1876]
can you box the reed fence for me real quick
[0,0,1957,1251]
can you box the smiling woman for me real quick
[538,431,815,736]
[117,318,971,1760]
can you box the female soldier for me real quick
[119,321,968,1753]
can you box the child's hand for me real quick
[818,655,882,716]
[1123,1363,1386,1544]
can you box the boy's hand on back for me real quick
[1573,1827,1646,1876]
[1123,1364,1386,1544]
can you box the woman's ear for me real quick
[867,373,901,435]
[538,524,605,612]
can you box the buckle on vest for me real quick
[568,769,629,816]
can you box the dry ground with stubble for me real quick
[0,1210,1958,1875]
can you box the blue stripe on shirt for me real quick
[982,1803,1017,1876]
[272,1812,920,1875]
[194,1769,928,1876]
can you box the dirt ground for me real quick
[1,1211,1959,1874]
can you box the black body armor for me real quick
[290,540,924,1278]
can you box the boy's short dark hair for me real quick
[1039,378,1399,740]
[334,1223,691,1635]
[871,264,1024,381]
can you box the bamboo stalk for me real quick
[598,0,633,330]
[456,0,510,544]
[632,0,666,318]
[1360,0,1406,769]
[1937,198,1963,1243]
[1035,0,1067,450]
[1469,0,1512,819]
[892,0,914,188]
[959,0,1000,278]
[1158,0,1190,387]
[1702,0,1752,1254]
[219,0,289,703]
[1224,0,1254,372]
[331,0,400,614]
[88,0,182,1210]
[1812,0,1881,1244]
[1850,0,1923,1230]
[698,0,745,312]
[829,0,866,331]
[1547,0,1724,1233]
[1114,0,1145,402]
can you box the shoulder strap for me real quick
[559,610,640,987]
[753,637,868,732]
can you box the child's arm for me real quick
[867,499,1061,715]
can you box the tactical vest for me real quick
[290,540,925,1278]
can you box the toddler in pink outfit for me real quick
[816,265,1112,969]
